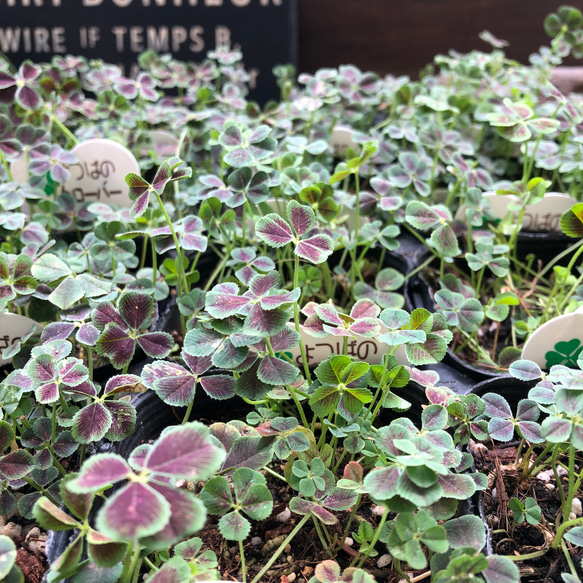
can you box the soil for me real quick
[472,440,583,582]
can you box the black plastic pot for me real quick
[405,264,502,388]
[45,388,252,580]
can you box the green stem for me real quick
[265,337,309,428]
[564,446,576,523]
[21,477,59,506]
[356,505,390,568]
[338,493,361,552]
[312,515,331,553]
[0,150,13,181]
[140,235,149,270]
[554,516,583,549]
[250,513,310,583]
[119,541,136,583]
[263,466,287,482]
[182,398,195,424]
[153,191,188,299]
[151,238,158,291]
[52,115,79,147]
[293,254,312,384]
[239,539,247,583]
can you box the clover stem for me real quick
[120,541,136,583]
[564,446,576,524]
[356,504,389,568]
[250,513,310,583]
[51,403,57,443]
[87,347,94,381]
[21,477,59,506]
[0,150,13,181]
[50,449,67,477]
[239,539,247,583]
[182,398,195,425]
[265,336,309,428]
[203,249,229,292]
[151,238,158,291]
[332,448,347,473]
[263,466,286,482]
[562,538,579,577]
[131,559,143,583]
[338,493,361,552]
[153,191,188,298]
[125,544,142,583]
[52,115,78,147]
[350,170,361,291]
[293,253,312,384]
[539,239,583,280]
[140,235,149,270]
[554,516,583,549]
[312,515,331,553]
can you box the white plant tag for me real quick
[522,307,583,369]
[0,313,43,366]
[10,156,29,184]
[455,192,576,232]
[331,125,358,157]
[64,139,139,209]
[286,324,407,367]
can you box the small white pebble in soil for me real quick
[25,527,40,542]
[377,553,392,568]
[491,488,497,499]
[251,536,263,546]
[1,523,22,540]
[545,483,555,492]
[557,466,568,477]
[276,507,292,523]
[372,505,386,516]
[287,574,296,583]
[570,512,577,521]
[344,537,354,547]
[287,555,293,563]
[572,498,582,517]
[536,471,552,483]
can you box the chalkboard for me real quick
[0,0,297,103]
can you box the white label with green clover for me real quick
[0,314,43,366]
[64,139,139,208]
[522,308,583,369]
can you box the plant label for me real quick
[331,126,358,157]
[64,139,139,209]
[286,324,407,367]
[0,313,43,366]
[455,192,577,232]
[10,156,29,184]
[522,307,583,369]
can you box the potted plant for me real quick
[2,5,583,583]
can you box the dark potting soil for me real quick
[473,441,583,582]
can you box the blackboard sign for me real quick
[0,0,297,103]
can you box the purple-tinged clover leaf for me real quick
[94,292,173,369]
[219,122,277,168]
[256,201,334,264]
[126,157,192,219]
[67,422,224,542]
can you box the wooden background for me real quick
[296,0,580,77]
